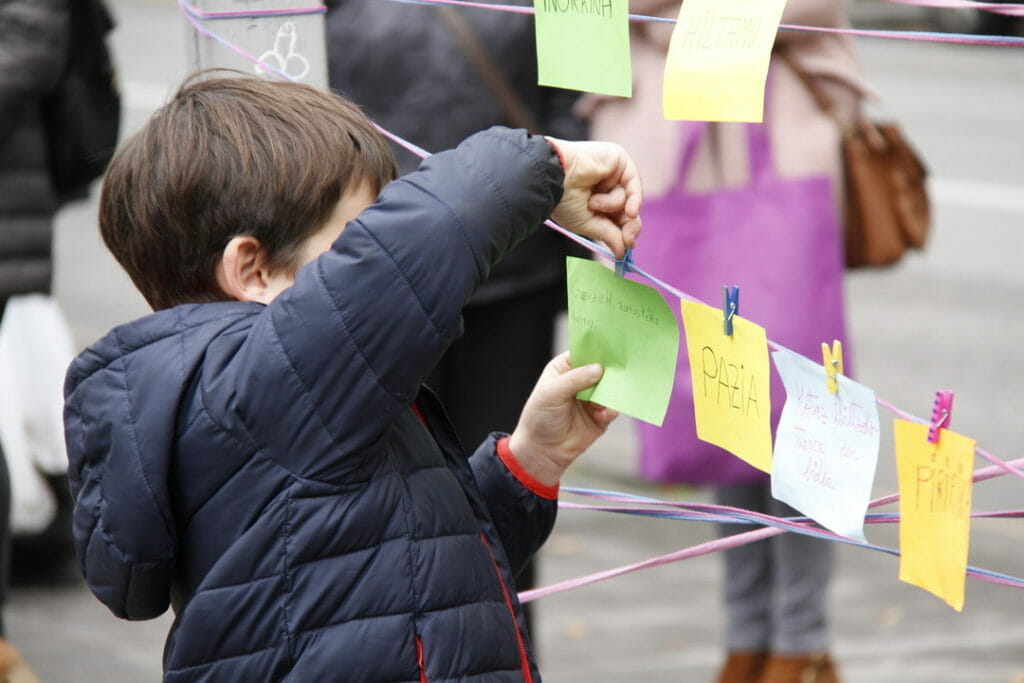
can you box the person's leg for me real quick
[757,494,839,683]
[977,1,1020,35]
[713,482,773,683]
[0,299,9,638]
[0,438,8,638]
[0,299,38,682]
[767,497,833,654]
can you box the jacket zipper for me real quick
[480,533,533,683]
[415,633,428,683]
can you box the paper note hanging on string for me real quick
[770,350,881,542]
[663,0,787,121]
[566,257,678,425]
[533,0,632,97]
[894,420,975,611]
[680,300,771,471]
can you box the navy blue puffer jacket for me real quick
[64,129,564,681]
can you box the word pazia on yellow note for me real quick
[680,295,772,472]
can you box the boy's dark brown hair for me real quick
[99,73,397,310]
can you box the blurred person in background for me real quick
[0,0,73,679]
[325,0,588,643]
[579,1,870,681]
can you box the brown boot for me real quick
[715,651,769,683]
[0,639,42,683]
[757,652,839,683]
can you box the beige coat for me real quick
[579,0,871,204]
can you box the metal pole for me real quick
[185,1,328,90]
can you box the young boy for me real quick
[64,75,641,682]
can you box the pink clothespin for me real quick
[821,340,843,394]
[927,390,954,444]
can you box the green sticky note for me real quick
[567,257,678,425]
[534,0,632,98]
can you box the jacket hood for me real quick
[63,301,260,620]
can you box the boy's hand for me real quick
[507,352,619,488]
[547,138,643,259]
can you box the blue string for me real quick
[564,496,1024,587]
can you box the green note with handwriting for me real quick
[534,0,632,97]
[567,257,678,425]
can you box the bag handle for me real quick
[434,6,541,133]
[777,49,838,119]
[667,72,777,195]
[669,121,709,190]
[777,48,889,153]
[777,47,868,136]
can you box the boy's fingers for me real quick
[583,216,627,258]
[584,402,619,430]
[595,157,642,217]
[543,363,604,402]
[548,351,573,375]
[589,186,626,214]
[620,215,642,248]
[622,166,643,218]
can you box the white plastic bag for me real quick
[0,294,76,534]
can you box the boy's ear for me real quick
[215,235,276,304]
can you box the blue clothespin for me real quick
[722,285,739,336]
[927,390,954,444]
[614,247,633,278]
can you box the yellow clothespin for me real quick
[821,339,843,394]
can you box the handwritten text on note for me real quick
[770,350,881,541]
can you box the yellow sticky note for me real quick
[894,420,975,611]
[663,0,787,122]
[680,300,772,472]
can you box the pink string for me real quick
[389,0,1024,46]
[558,499,1024,523]
[179,1,326,19]
[176,0,1024,599]
[519,526,782,603]
[884,0,1024,16]
[178,0,293,81]
[519,457,1024,601]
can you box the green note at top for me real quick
[566,257,678,426]
[533,0,632,98]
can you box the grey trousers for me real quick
[715,481,833,654]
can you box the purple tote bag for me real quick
[633,121,849,486]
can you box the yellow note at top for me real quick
[663,0,788,122]
[894,420,976,611]
[680,300,772,472]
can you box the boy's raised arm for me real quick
[254,128,641,475]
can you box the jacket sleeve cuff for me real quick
[544,136,568,172]
[496,436,559,500]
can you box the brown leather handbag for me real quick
[782,52,931,268]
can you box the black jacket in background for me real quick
[325,0,587,305]
[0,0,70,298]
